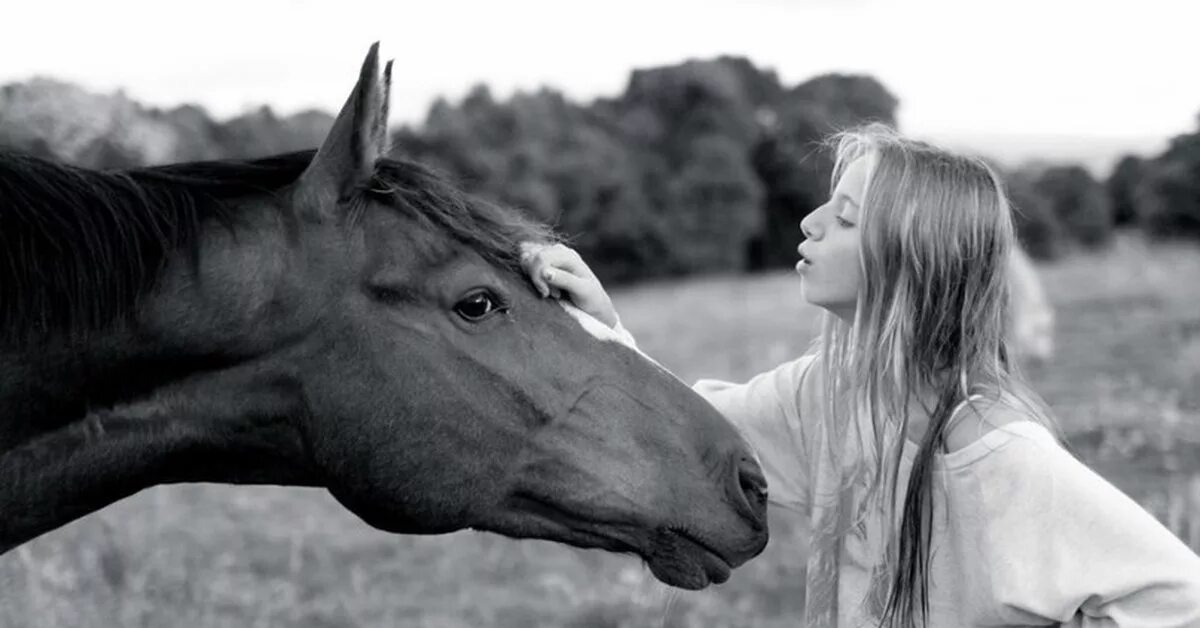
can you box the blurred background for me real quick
[2,1,1198,626]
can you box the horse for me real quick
[0,44,768,591]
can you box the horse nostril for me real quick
[741,472,767,503]
[733,454,768,527]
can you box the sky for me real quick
[3,0,1198,150]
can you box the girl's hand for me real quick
[520,242,619,329]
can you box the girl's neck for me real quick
[900,377,988,446]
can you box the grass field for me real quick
[2,233,1198,627]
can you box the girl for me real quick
[520,124,1200,627]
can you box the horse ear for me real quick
[296,42,393,214]
[377,59,393,154]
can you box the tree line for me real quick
[3,59,1197,283]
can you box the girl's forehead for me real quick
[836,156,874,200]
[832,156,874,222]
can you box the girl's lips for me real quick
[796,244,813,270]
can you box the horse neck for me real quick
[0,331,195,448]
[0,206,322,554]
[0,364,320,553]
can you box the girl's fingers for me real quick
[518,241,546,258]
[528,259,577,299]
[522,243,596,299]
[519,241,554,296]
[542,267,589,301]
[531,262,551,297]
[536,244,594,280]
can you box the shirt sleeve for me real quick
[692,355,818,513]
[983,429,1200,627]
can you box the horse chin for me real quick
[583,526,735,590]
[529,526,733,590]
[530,523,734,590]
[483,496,739,590]
[643,528,734,590]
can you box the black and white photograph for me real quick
[2,1,1199,626]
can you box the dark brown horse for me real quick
[0,45,768,590]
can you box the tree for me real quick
[213,106,333,160]
[1005,166,1064,260]
[1106,155,1145,226]
[749,74,899,268]
[1136,127,1200,238]
[1035,165,1113,248]
[788,73,899,130]
[161,104,225,162]
[393,87,668,282]
[79,137,141,170]
[616,58,769,170]
[663,134,764,273]
[750,121,831,269]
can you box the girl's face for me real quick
[796,155,872,320]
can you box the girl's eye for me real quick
[836,216,855,228]
[453,291,506,322]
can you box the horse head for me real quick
[0,44,768,590]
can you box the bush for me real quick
[1107,155,1146,226]
[1035,165,1113,249]
[1004,168,1065,260]
[660,135,764,273]
[1136,130,1200,239]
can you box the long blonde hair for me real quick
[813,124,1058,626]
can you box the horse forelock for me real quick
[362,157,558,274]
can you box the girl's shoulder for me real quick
[938,397,1062,469]
[942,396,1047,454]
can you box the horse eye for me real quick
[453,291,504,322]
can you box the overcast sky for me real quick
[3,0,1197,144]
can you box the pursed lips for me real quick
[796,243,814,266]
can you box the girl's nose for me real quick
[800,214,819,240]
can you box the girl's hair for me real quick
[813,123,1059,627]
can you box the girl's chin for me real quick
[800,293,856,320]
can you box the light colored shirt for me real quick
[695,354,1200,627]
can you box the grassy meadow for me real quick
[2,233,1198,627]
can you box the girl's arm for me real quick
[983,425,1200,626]
[692,360,816,512]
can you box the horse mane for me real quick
[363,158,556,272]
[0,148,554,345]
